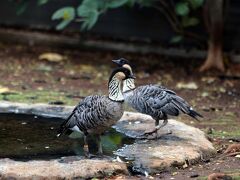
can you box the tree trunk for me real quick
[200,0,225,72]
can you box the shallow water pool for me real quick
[0,113,133,160]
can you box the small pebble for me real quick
[172,172,178,176]
[182,163,188,168]
[190,173,199,178]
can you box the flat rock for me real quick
[0,101,72,118]
[0,102,216,176]
[113,112,216,174]
[0,157,128,179]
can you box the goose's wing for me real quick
[57,95,107,136]
[138,85,202,118]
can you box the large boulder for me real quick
[113,112,216,174]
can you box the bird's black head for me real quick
[109,67,135,84]
[112,58,130,67]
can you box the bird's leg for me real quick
[83,135,90,158]
[138,119,170,139]
[83,135,97,158]
[144,119,167,135]
[96,135,103,156]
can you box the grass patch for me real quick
[210,128,240,138]
[0,91,80,105]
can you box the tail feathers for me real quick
[172,96,203,121]
[188,108,203,121]
[57,128,72,137]
[57,111,75,137]
[56,126,65,137]
[56,124,67,137]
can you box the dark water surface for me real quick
[0,113,133,160]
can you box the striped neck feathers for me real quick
[122,64,135,92]
[123,78,135,92]
[108,75,124,101]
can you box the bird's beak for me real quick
[112,59,121,65]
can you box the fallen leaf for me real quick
[36,64,53,72]
[201,77,216,84]
[172,172,178,176]
[219,87,226,93]
[176,82,198,90]
[224,144,240,154]
[39,52,67,62]
[235,154,240,158]
[207,173,232,180]
[0,85,10,93]
[201,92,209,97]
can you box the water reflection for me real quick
[0,113,133,160]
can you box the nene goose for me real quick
[57,67,135,157]
[112,58,202,138]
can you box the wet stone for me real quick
[0,157,129,179]
[113,112,216,174]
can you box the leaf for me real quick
[170,35,183,43]
[51,7,75,30]
[84,10,99,30]
[52,7,75,21]
[56,20,72,30]
[106,0,128,8]
[182,16,199,27]
[37,0,48,6]
[77,1,99,30]
[16,1,29,15]
[82,0,99,10]
[175,2,189,16]
[0,85,11,93]
[176,82,198,90]
[39,52,66,62]
[187,0,204,9]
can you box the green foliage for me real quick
[170,35,183,43]
[188,0,204,9]
[10,0,205,43]
[51,0,157,31]
[173,0,204,42]
[49,0,204,45]
[37,0,49,6]
[52,0,136,30]
[51,7,75,30]
[10,0,49,15]
[175,0,204,28]
[76,0,100,30]
[106,0,129,8]
[175,2,189,16]
[182,16,199,27]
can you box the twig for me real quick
[219,152,240,159]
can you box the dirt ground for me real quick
[0,42,239,179]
